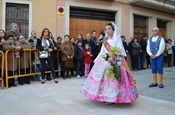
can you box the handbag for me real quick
[39,51,49,58]
[64,59,74,68]
[39,38,51,58]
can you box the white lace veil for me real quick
[105,22,126,57]
[94,22,126,62]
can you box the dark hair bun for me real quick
[106,22,115,31]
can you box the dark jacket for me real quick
[56,42,61,61]
[36,37,55,57]
[122,41,128,51]
[173,45,175,54]
[140,38,147,52]
[131,42,141,55]
[75,46,83,62]
[52,40,59,59]
[83,39,97,52]
[128,41,133,55]
[0,42,3,51]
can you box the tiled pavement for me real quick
[0,67,175,115]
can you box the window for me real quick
[5,3,29,38]
[134,15,148,40]
[157,19,167,29]
[157,19,167,38]
[70,7,115,21]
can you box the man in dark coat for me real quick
[140,34,148,69]
[121,35,128,60]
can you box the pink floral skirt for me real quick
[81,57,138,103]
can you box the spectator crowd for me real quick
[0,23,175,88]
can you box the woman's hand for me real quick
[54,47,57,50]
[15,46,22,51]
[67,55,70,59]
[48,48,53,52]
[44,48,48,50]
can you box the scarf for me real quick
[42,36,54,48]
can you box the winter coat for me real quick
[60,41,74,61]
[75,46,83,62]
[83,49,92,64]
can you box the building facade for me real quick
[0,0,175,42]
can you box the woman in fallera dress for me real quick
[81,22,138,104]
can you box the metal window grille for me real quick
[5,3,29,39]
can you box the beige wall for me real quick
[56,0,175,42]
[0,0,175,42]
[57,0,123,38]
[31,0,57,38]
[0,0,57,38]
[56,0,66,38]
[129,4,175,40]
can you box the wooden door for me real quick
[70,18,109,39]
[159,28,166,38]
[134,15,148,41]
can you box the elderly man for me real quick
[83,34,97,58]
[6,23,19,41]
[146,27,165,88]
[28,31,37,47]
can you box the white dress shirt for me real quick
[146,35,165,57]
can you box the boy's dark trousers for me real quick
[76,61,84,76]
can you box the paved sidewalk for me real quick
[133,66,175,102]
[0,67,175,115]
